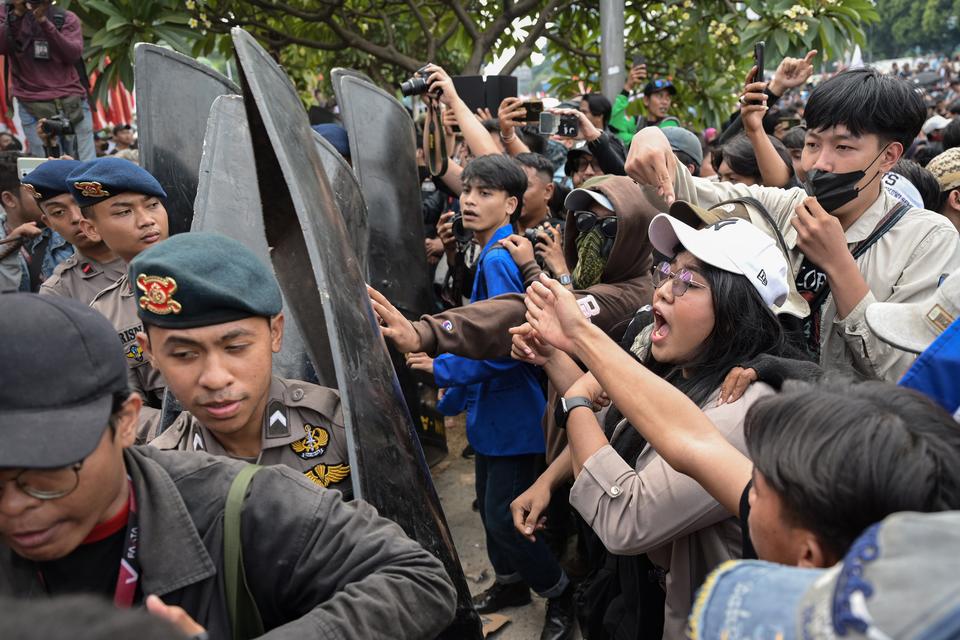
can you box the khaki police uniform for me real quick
[39,254,125,305]
[150,376,351,492]
[90,274,165,407]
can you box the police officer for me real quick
[0,292,457,638]
[135,232,352,494]
[21,159,124,304]
[67,157,168,407]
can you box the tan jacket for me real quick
[149,377,351,493]
[89,274,166,406]
[569,382,774,640]
[651,165,960,382]
[38,254,125,305]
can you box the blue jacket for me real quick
[19,227,73,292]
[433,225,546,456]
[899,318,960,419]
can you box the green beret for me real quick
[129,232,282,328]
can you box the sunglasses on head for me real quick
[652,261,708,297]
[575,211,618,239]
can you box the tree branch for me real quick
[326,19,422,70]
[500,0,572,75]
[449,0,481,41]
[403,0,436,60]
[544,32,600,59]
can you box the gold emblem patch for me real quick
[74,181,111,198]
[304,463,350,488]
[926,304,956,334]
[136,274,182,315]
[290,424,329,459]
[22,184,41,200]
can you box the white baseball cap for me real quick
[649,213,789,307]
[564,186,615,213]
[922,115,952,136]
[866,272,960,354]
[883,171,924,210]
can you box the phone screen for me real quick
[539,112,558,136]
[753,41,765,81]
[17,157,45,180]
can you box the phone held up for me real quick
[539,112,579,138]
[753,41,765,83]
[521,100,543,125]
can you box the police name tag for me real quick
[577,295,600,319]
[33,39,49,60]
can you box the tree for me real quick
[866,0,960,59]
[70,0,876,129]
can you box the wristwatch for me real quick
[555,396,593,429]
[558,273,573,286]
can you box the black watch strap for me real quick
[555,396,594,429]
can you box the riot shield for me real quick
[231,28,481,638]
[331,68,448,464]
[134,44,239,236]
[312,133,369,278]
[192,95,327,384]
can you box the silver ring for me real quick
[738,95,746,105]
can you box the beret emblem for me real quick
[136,274,182,315]
[74,181,110,198]
[22,183,41,200]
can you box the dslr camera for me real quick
[41,113,74,136]
[400,64,438,98]
[451,212,474,244]
[523,225,556,246]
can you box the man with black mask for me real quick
[626,67,960,382]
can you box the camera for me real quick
[401,65,436,98]
[451,212,474,244]
[41,114,74,136]
[523,226,555,245]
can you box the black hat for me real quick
[129,231,282,329]
[643,78,676,96]
[0,293,129,469]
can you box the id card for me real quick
[33,39,49,60]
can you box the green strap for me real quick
[224,464,265,640]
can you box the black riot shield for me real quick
[331,68,448,464]
[312,133,370,278]
[231,28,482,638]
[134,44,239,236]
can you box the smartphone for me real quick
[632,53,647,68]
[539,113,580,138]
[522,100,543,125]
[753,41,765,82]
[17,157,45,180]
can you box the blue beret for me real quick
[65,157,167,208]
[129,231,282,329]
[312,123,350,158]
[21,159,83,203]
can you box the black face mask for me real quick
[803,145,888,213]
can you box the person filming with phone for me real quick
[0,0,95,160]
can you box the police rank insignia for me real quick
[290,424,329,459]
[74,181,110,198]
[265,400,289,439]
[136,274,182,315]
[304,463,350,488]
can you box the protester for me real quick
[0,0,94,159]
[662,127,703,176]
[0,292,457,639]
[926,147,960,229]
[781,125,807,181]
[70,157,169,408]
[888,158,941,211]
[626,67,960,382]
[0,150,72,292]
[514,152,557,232]
[564,141,602,188]
[109,124,136,155]
[21,159,123,304]
[641,78,680,128]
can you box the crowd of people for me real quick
[2,0,960,638]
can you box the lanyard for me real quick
[113,477,140,608]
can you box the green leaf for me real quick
[772,28,789,55]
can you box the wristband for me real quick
[499,131,517,143]
[555,396,593,429]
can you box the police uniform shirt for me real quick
[89,274,166,407]
[149,377,352,493]
[39,254,125,306]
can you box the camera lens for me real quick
[400,77,429,97]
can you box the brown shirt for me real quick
[569,382,774,640]
[148,377,351,493]
[89,274,165,407]
[39,254,125,306]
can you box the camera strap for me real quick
[425,100,448,178]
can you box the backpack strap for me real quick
[714,196,791,260]
[807,201,911,316]
[224,464,265,640]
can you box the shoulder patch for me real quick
[290,424,329,459]
[304,463,350,488]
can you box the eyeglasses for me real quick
[575,211,618,239]
[652,261,708,297]
[0,461,84,500]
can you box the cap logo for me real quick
[926,304,955,334]
[136,274,182,315]
[74,181,110,198]
[22,183,41,200]
[757,269,768,286]
[707,219,738,232]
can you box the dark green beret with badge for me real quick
[129,231,282,328]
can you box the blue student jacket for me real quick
[433,224,546,456]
